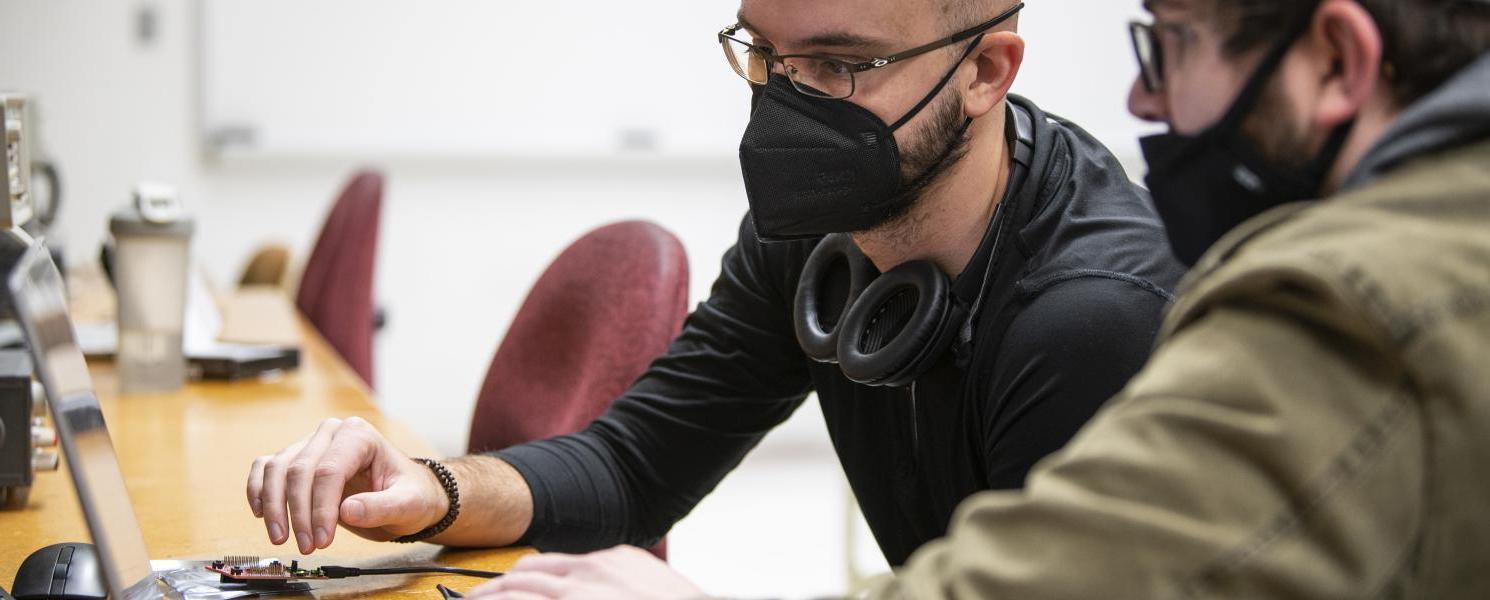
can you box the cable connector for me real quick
[316,566,362,579]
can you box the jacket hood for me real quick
[1344,53,1490,190]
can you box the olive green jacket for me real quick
[869,136,1490,598]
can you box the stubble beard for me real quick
[854,85,973,252]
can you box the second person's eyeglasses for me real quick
[1129,21,1166,93]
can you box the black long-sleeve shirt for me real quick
[494,96,1187,566]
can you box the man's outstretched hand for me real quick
[246,417,448,554]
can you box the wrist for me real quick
[421,463,450,528]
[395,458,461,543]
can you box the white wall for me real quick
[1,1,1153,596]
[198,0,751,159]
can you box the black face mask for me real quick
[1139,2,1354,266]
[739,41,980,242]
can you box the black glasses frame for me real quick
[720,1,1025,99]
[1129,21,1165,93]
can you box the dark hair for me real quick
[1205,0,1490,105]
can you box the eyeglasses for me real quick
[719,2,1025,100]
[1129,21,1166,93]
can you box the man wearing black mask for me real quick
[243,0,1185,574]
[462,0,1490,597]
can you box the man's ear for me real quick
[1308,0,1384,128]
[963,30,1025,119]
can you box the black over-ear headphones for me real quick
[794,234,964,387]
[791,103,1035,388]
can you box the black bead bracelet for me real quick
[394,458,461,543]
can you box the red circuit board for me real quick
[206,556,327,583]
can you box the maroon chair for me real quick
[296,170,383,388]
[467,220,689,560]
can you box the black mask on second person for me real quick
[1139,1,1354,266]
[739,39,983,242]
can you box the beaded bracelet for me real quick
[393,458,461,543]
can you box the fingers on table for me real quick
[467,572,568,599]
[254,436,308,546]
[309,418,384,539]
[285,418,347,553]
[251,417,383,553]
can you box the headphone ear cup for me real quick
[836,261,957,387]
[794,234,878,363]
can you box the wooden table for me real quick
[0,292,529,597]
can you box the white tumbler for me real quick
[110,184,193,394]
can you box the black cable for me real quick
[318,565,503,579]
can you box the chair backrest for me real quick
[296,170,383,388]
[467,220,688,561]
[238,243,292,289]
[468,220,689,453]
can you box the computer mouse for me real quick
[10,542,106,600]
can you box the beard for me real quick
[1243,83,1316,170]
[856,84,973,238]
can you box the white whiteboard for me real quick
[199,0,1155,162]
[200,0,753,159]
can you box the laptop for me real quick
[6,240,159,599]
